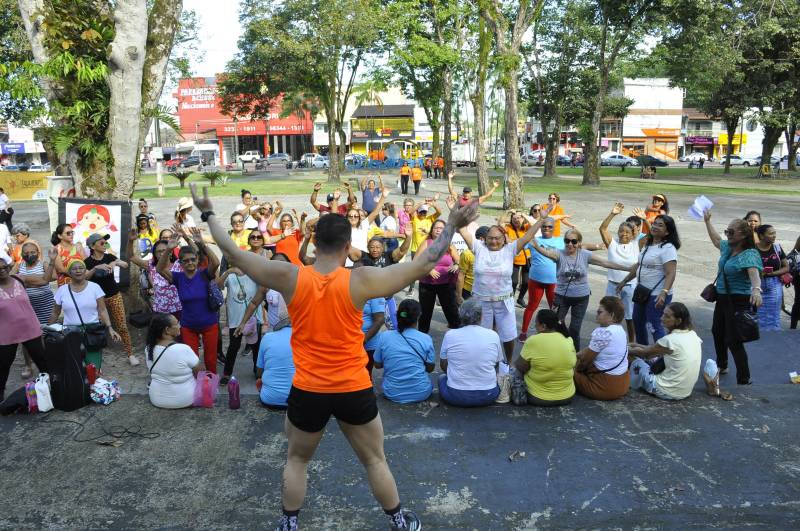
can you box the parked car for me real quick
[27,164,47,172]
[780,154,800,165]
[165,157,186,169]
[177,156,201,169]
[0,165,19,171]
[601,153,639,167]
[753,155,780,166]
[555,155,572,166]
[521,150,546,166]
[723,154,758,166]
[345,154,368,167]
[636,155,669,167]
[682,152,711,163]
[238,150,263,163]
[266,153,291,165]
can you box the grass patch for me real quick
[135,178,328,200]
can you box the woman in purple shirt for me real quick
[414,219,461,333]
[157,228,220,374]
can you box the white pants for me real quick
[480,298,517,342]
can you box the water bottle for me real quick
[86,363,97,385]
[228,376,240,410]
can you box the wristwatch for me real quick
[200,210,215,222]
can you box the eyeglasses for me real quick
[63,231,74,236]
[532,209,540,212]
[564,238,580,245]
[347,215,360,219]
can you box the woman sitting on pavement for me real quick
[628,302,702,400]
[145,313,199,409]
[373,299,435,404]
[157,228,220,374]
[514,309,577,406]
[438,298,503,407]
[127,232,182,319]
[0,257,49,400]
[529,228,628,350]
[50,260,122,370]
[84,232,137,366]
[573,296,630,401]
[599,202,641,340]
[256,308,295,409]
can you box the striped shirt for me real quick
[18,261,55,325]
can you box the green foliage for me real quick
[0,0,44,123]
[201,169,223,187]
[170,169,192,188]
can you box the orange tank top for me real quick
[287,266,372,393]
[57,244,83,286]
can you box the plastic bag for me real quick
[192,371,220,408]
[34,373,54,412]
[90,378,121,405]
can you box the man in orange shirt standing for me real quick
[423,156,432,178]
[410,163,423,195]
[191,183,478,531]
[399,161,411,195]
[434,155,444,179]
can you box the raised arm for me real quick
[514,209,551,254]
[190,184,298,302]
[391,225,413,263]
[588,255,630,271]
[350,200,479,305]
[632,207,651,233]
[704,210,721,249]
[189,227,218,277]
[234,286,267,336]
[343,181,356,207]
[126,229,150,269]
[599,202,624,248]
[447,170,457,199]
[309,182,323,212]
[478,180,500,204]
[156,233,179,283]
[360,175,367,192]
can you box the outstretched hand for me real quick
[190,183,214,213]
[447,199,480,229]
[611,202,624,215]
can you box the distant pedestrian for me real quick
[399,161,411,194]
[410,163,423,195]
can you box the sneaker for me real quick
[390,509,422,531]
[21,365,33,379]
[128,355,141,367]
[275,514,298,531]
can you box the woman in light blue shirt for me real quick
[256,311,295,409]
[373,299,435,404]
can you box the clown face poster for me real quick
[59,198,132,287]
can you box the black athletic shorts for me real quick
[287,386,379,433]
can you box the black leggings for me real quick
[224,324,263,377]
[512,263,530,301]
[0,337,47,399]
[400,175,409,194]
[554,294,590,351]
[712,294,752,384]
[418,283,460,333]
[791,278,799,329]
[413,180,421,195]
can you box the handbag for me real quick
[67,285,108,350]
[700,270,722,303]
[632,245,665,305]
[34,373,54,412]
[721,267,760,344]
[206,270,224,312]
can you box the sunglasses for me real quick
[564,238,580,245]
[249,235,263,240]
[63,231,74,235]
[532,209,541,212]
[542,226,554,229]
[347,215,360,219]
[723,229,736,236]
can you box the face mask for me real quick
[23,255,38,266]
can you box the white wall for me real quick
[622,78,683,137]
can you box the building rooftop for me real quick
[352,104,414,118]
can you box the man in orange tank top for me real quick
[190,183,478,531]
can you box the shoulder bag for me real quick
[632,245,665,305]
[206,269,224,312]
[147,342,175,388]
[67,285,108,350]
[721,263,759,344]
[398,331,429,366]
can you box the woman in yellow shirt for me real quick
[514,309,576,406]
[505,211,532,307]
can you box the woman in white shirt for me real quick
[235,189,260,230]
[617,215,680,345]
[438,299,504,407]
[599,202,641,341]
[628,302,702,400]
[345,189,387,263]
[574,296,630,401]
[145,313,199,409]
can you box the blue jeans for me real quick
[437,374,499,407]
[629,359,678,400]
[633,294,672,345]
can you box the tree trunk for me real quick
[759,125,783,171]
[471,16,491,195]
[442,67,453,176]
[503,70,523,208]
[785,121,798,171]
[722,114,739,174]
[106,0,149,199]
[431,124,441,172]
[582,70,608,186]
[326,114,338,183]
[544,110,561,177]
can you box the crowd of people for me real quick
[1,180,798,530]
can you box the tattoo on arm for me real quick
[420,223,457,266]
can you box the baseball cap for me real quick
[418,205,429,213]
[462,187,472,194]
[86,233,110,247]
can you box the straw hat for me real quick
[176,197,194,212]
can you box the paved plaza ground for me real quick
[1,175,799,528]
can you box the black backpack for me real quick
[44,328,90,412]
